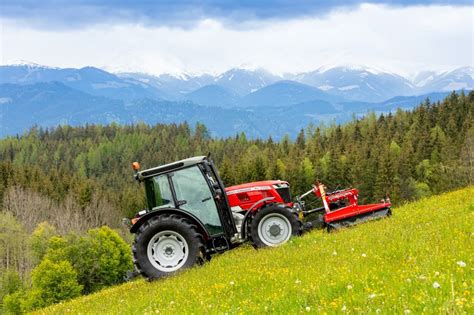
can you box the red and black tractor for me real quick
[127,156,391,280]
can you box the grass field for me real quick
[36,187,473,314]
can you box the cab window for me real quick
[145,174,174,209]
[171,166,223,235]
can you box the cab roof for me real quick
[137,156,207,180]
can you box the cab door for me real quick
[170,166,224,236]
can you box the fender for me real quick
[130,208,210,240]
[240,197,275,239]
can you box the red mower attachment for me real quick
[296,183,392,231]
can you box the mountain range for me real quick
[0,63,472,138]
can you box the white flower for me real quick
[295,279,301,284]
[404,309,411,314]
[418,275,426,280]
[351,248,355,252]
[434,271,439,276]
[406,278,411,283]
[376,309,382,314]
[341,304,347,311]
[229,281,235,285]
[362,253,367,257]
[170,301,175,305]
[347,284,353,290]
[433,281,441,289]
[368,293,376,299]
[332,250,338,256]
[305,306,311,312]
[457,261,466,267]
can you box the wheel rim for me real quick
[147,230,189,272]
[257,213,292,246]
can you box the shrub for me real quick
[42,226,133,294]
[71,226,133,293]
[29,259,82,309]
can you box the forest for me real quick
[0,91,472,312]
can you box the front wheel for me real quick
[250,205,301,248]
[132,214,205,280]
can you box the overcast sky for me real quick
[0,1,472,77]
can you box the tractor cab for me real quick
[132,156,237,239]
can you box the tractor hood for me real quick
[225,180,292,211]
[225,180,289,195]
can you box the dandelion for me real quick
[351,248,355,252]
[433,281,440,289]
[229,281,235,286]
[457,261,466,267]
[305,306,311,312]
[434,271,439,276]
[332,250,337,256]
[347,284,353,290]
[362,253,367,257]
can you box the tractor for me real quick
[127,156,391,280]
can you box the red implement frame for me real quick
[313,184,391,223]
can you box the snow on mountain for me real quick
[416,67,474,93]
[117,72,214,99]
[213,68,280,96]
[294,66,414,102]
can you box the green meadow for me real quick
[37,187,473,314]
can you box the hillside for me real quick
[37,187,473,314]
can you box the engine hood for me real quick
[225,180,289,194]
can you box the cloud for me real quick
[1,0,472,29]
[1,4,472,76]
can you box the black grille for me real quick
[276,187,291,203]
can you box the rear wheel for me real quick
[250,205,301,248]
[132,214,205,280]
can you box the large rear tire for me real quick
[132,214,205,280]
[250,204,301,248]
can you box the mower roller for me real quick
[127,156,391,280]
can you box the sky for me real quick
[0,1,473,77]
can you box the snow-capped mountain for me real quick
[213,68,280,96]
[416,66,474,93]
[293,66,414,103]
[117,72,214,99]
[0,64,165,101]
[1,63,472,109]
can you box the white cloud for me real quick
[1,4,472,76]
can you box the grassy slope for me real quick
[37,188,473,314]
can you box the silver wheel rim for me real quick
[147,230,189,272]
[257,213,292,246]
